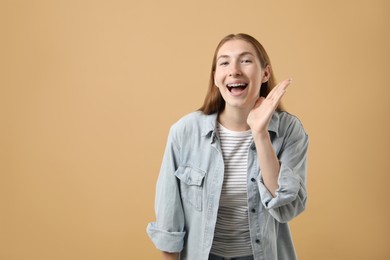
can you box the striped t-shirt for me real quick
[210,123,253,258]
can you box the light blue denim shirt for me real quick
[147,111,309,260]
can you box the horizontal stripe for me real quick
[211,124,253,257]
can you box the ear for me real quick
[262,65,271,83]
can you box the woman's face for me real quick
[214,39,269,111]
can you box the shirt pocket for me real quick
[174,166,206,212]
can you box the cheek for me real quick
[250,81,262,95]
[214,72,223,88]
[252,73,264,86]
[213,78,219,88]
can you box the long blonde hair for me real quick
[199,33,284,114]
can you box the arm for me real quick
[252,131,280,197]
[146,126,186,254]
[247,79,291,196]
[248,79,309,222]
[258,118,308,222]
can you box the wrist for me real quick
[252,130,270,141]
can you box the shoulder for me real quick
[277,111,304,126]
[173,111,206,126]
[275,111,308,138]
[169,111,216,138]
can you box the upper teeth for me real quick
[227,83,247,87]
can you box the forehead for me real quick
[217,39,257,57]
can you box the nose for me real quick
[229,62,242,77]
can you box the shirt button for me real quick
[251,208,256,213]
[251,178,256,182]
[255,239,260,244]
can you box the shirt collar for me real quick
[201,113,218,137]
[268,111,280,136]
[201,111,280,138]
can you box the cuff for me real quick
[257,165,301,209]
[146,222,186,253]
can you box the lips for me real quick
[226,83,248,94]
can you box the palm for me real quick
[247,79,291,134]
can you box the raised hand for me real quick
[247,78,292,136]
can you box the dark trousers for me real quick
[208,254,254,260]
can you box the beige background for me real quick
[1,0,389,259]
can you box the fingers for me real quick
[266,78,292,101]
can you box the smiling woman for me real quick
[213,39,270,123]
[146,33,309,260]
[200,34,283,116]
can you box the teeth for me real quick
[227,83,247,87]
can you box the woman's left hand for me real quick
[247,78,291,136]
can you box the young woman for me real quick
[147,33,309,260]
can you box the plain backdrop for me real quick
[1,0,389,259]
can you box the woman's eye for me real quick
[219,61,229,66]
[241,59,252,64]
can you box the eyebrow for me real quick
[217,51,255,61]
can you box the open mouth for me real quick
[226,83,248,94]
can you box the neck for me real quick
[218,106,251,131]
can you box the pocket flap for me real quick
[175,166,206,186]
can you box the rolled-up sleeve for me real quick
[257,116,309,223]
[146,126,186,252]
